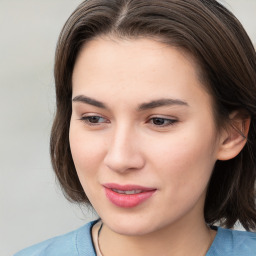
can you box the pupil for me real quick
[89,116,99,123]
[153,118,165,125]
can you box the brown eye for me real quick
[87,116,102,123]
[150,117,177,127]
[80,115,109,125]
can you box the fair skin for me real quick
[69,37,247,256]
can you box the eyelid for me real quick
[77,112,178,128]
[147,115,178,127]
[79,113,110,126]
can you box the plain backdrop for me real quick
[1,1,255,255]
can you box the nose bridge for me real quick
[104,121,144,172]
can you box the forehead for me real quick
[72,37,212,110]
[73,37,199,81]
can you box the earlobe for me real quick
[217,111,250,161]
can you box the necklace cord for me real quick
[97,222,104,256]
[96,222,214,256]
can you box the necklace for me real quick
[96,222,214,256]
[97,222,104,256]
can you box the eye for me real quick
[79,115,109,125]
[149,117,177,127]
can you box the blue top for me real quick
[14,220,256,256]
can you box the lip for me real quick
[103,183,157,208]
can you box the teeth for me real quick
[112,189,142,195]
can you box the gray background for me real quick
[1,1,255,255]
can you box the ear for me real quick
[217,111,251,161]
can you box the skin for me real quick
[69,37,246,256]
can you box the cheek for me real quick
[69,122,106,178]
[69,123,108,204]
[148,125,217,189]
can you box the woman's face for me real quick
[70,37,222,235]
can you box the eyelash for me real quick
[79,115,109,126]
[79,115,177,127]
[148,117,177,127]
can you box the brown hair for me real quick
[51,0,256,230]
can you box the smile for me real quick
[103,183,156,208]
[111,189,143,195]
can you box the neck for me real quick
[94,216,216,256]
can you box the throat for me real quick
[92,220,216,256]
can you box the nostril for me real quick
[103,147,145,173]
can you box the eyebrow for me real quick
[72,95,188,110]
[138,98,188,111]
[72,95,107,109]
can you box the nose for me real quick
[103,124,145,173]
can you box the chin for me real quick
[101,213,165,237]
[111,223,153,236]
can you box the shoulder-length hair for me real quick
[51,0,256,230]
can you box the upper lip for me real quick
[103,183,156,191]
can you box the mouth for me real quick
[103,183,157,208]
[111,189,144,195]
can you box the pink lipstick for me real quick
[103,183,156,208]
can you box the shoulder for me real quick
[207,227,256,256]
[14,220,98,256]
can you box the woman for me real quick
[15,0,256,255]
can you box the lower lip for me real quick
[104,188,156,208]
